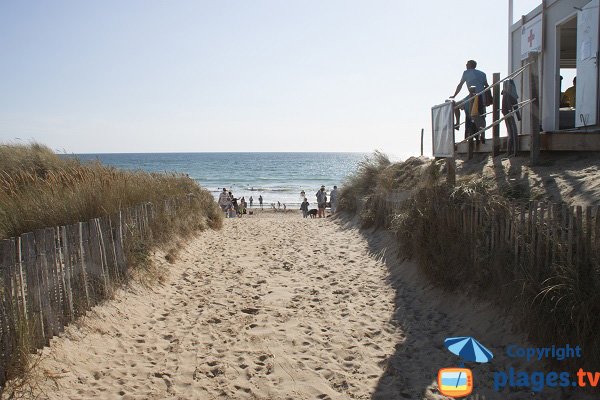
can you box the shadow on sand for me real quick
[335,214,588,400]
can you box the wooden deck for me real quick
[456,131,600,154]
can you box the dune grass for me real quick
[0,142,223,386]
[0,143,222,240]
[339,152,600,371]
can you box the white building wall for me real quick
[510,0,593,132]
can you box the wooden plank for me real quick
[540,132,600,151]
[576,206,583,266]
[544,203,554,271]
[21,232,44,349]
[15,237,27,323]
[78,222,91,309]
[0,239,16,375]
[86,219,101,304]
[33,229,53,344]
[538,203,545,275]
[59,226,74,323]
[528,52,540,165]
[95,218,110,296]
[568,207,574,266]
[585,206,592,266]
[492,72,500,157]
[44,227,62,336]
[592,206,600,263]
[530,201,537,267]
[519,204,526,267]
[103,216,119,283]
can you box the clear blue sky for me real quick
[0,1,540,158]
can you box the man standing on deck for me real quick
[450,60,489,143]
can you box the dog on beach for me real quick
[308,209,318,218]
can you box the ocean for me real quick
[72,152,366,205]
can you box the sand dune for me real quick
[6,212,588,399]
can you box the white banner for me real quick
[431,102,454,158]
[521,13,542,60]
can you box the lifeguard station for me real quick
[432,0,600,167]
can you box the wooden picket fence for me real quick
[0,197,188,386]
[378,193,600,276]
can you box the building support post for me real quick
[447,156,456,186]
[528,52,540,165]
[492,72,501,157]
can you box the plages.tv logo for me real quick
[437,336,494,398]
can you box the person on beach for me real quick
[240,197,247,215]
[330,185,338,214]
[502,79,521,157]
[218,188,229,212]
[277,201,281,210]
[316,185,327,218]
[230,193,239,215]
[249,196,253,208]
[300,197,310,218]
[450,60,489,143]
[259,195,263,209]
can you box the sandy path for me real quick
[16,214,399,399]
[9,213,587,399]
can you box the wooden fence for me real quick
[377,193,600,279]
[0,197,188,385]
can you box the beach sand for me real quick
[7,212,587,399]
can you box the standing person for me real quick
[502,79,521,157]
[240,197,246,215]
[218,188,229,213]
[258,195,263,209]
[277,201,281,210]
[225,194,233,218]
[316,185,327,218]
[450,60,489,143]
[329,185,338,214]
[300,197,310,218]
[230,193,239,215]
[562,77,576,108]
[249,196,253,208]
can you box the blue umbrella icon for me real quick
[444,336,493,363]
[444,337,493,389]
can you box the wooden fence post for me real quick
[528,52,540,165]
[492,72,501,157]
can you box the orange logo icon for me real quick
[438,368,473,398]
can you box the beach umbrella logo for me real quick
[444,336,494,364]
[437,336,493,398]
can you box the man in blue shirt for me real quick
[451,60,489,98]
[451,60,489,143]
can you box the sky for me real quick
[0,0,542,158]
